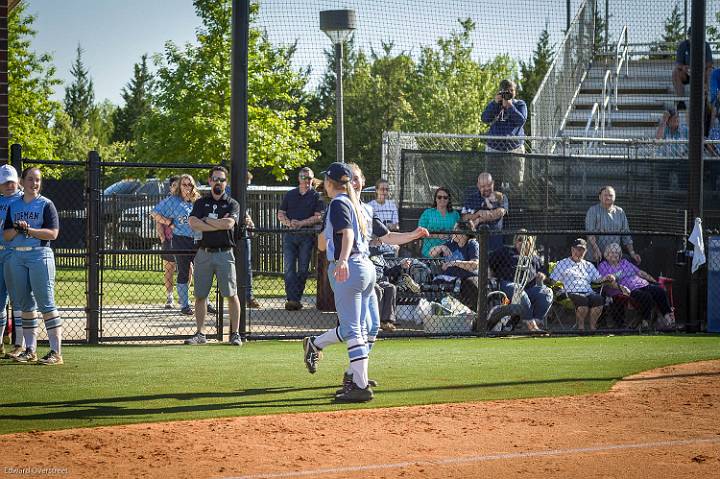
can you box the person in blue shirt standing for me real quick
[482,79,527,190]
[4,167,61,365]
[277,167,325,311]
[152,174,202,315]
[0,165,31,359]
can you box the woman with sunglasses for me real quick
[152,174,201,315]
[418,187,460,257]
[5,167,61,364]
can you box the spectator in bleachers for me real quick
[428,221,480,311]
[489,231,552,331]
[672,30,713,110]
[368,179,399,231]
[655,108,688,158]
[418,187,460,257]
[368,179,400,257]
[481,79,527,189]
[585,186,640,265]
[549,239,615,331]
[597,243,675,329]
[461,172,508,252]
[278,167,325,311]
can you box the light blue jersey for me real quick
[5,195,59,248]
[0,191,22,255]
[153,195,195,238]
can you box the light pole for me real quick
[320,9,356,163]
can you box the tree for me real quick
[89,99,117,146]
[135,0,329,179]
[650,3,685,59]
[519,27,555,134]
[112,54,154,143]
[8,2,61,159]
[592,2,610,56]
[63,45,95,128]
[707,10,720,43]
[406,19,516,135]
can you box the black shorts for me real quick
[568,292,604,308]
[161,238,176,263]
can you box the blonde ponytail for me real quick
[327,177,369,239]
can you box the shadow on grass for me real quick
[1,375,621,422]
[3,371,718,424]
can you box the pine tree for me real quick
[63,45,95,128]
[650,3,685,59]
[112,54,153,143]
[519,26,555,133]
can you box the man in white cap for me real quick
[0,164,29,358]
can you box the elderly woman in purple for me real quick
[597,243,675,327]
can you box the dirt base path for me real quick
[3,360,720,479]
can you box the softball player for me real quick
[152,174,201,315]
[5,167,61,365]
[303,164,428,398]
[0,164,29,359]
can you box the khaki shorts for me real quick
[193,248,237,299]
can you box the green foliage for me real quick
[112,54,154,144]
[89,99,117,146]
[135,0,328,180]
[707,10,720,43]
[63,45,95,128]
[8,2,61,160]
[312,19,517,183]
[1,336,719,433]
[650,3,685,59]
[592,2,610,55]
[519,27,555,134]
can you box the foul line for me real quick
[224,437,720,479]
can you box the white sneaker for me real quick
[165,295,175,309]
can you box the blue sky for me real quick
[25,0,693,105]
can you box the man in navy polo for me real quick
[277,167,325,310]
[461,172,508,252]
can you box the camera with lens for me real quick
[499,89,514,101]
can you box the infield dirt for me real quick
[2,360,719,478]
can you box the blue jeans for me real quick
[499,280,553,322]
[283,233,314,302]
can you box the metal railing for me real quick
[530,0,595,150]
[614,25,630,111]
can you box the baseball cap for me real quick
[321,162,352,184]
[572,238,588,249]
[0,164,19,184]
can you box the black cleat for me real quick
[336,372,378,395]
[302,336,322,374]
[335,382,374,403]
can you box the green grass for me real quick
[54,268,316,305]
[2,335,720,434]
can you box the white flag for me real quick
[688,217,706,274]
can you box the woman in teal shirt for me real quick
[418,187,460,257]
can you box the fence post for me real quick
[10,143,21,171]
[475,230,489,333]
[85,151,101,344]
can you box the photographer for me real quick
[481,79,527,190]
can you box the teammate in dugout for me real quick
[302,163,429,402]
[4,167,62,365]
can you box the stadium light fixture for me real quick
[320,9,357,163]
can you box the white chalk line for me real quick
[223,436,720,479]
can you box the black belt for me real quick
[200,246,232,253]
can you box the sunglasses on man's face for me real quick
[300,175,314,180]
[211,177,227,183]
